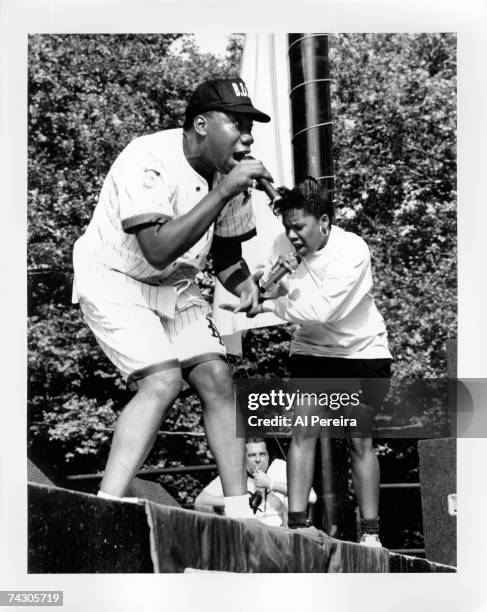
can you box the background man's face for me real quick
[246,441,269,474]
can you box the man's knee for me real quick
[348,436,374,459]
[136,367,184,403]
[189,359,233,400]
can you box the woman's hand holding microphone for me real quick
[219,252,300,316]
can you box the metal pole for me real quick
[318,432,338,536]
[288,33,335,194]
[287,33,338,534]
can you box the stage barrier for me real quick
[28,483,455,573]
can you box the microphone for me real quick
[259,252,302,294]
[244,156,283,204]
[256,177,283,204]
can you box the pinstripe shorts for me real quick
[73,254,226,389]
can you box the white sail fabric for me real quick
[213,34,293,353]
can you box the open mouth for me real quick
[233,150,250,163]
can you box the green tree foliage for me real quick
[28,33,241,305]
[28,33,243,479]
[330,33,456,377]
[28,34,456,518]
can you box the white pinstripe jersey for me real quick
[73,128,256,292]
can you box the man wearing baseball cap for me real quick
[184,78,271,124]
[72,77,272,518]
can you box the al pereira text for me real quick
[248,415,358,427]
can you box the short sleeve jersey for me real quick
[76,129,256,284]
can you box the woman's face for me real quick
[282,208,330,256]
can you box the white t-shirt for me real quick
[263,226,392,359]
[73,128,256,297]
[203,459,288,527]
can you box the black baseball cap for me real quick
[185,78,271,124]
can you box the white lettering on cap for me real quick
[232,82,249,97]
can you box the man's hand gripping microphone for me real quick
[245,156,282,204]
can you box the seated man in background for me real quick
[195,438,317,527]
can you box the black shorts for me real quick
[289,354,392,410]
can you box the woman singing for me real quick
[254,178,392,546]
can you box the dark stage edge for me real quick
[28,483,455,573]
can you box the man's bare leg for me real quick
[287,432,317,513]
[99,368,183,497]
[186,359,247,497]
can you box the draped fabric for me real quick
[145,501,389,573]
[28,484,455,573]
[144,500,454,574]
[212,34,292,352]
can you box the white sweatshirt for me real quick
[262,226,392,359]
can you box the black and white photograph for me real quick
[1,1,487,610]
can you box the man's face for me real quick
[246,441,269,474]
[203,111,254,174]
